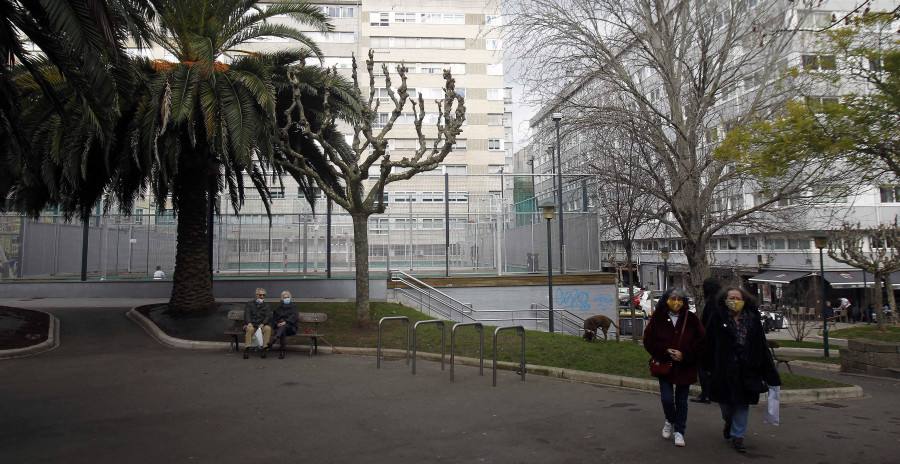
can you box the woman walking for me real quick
[643,288,706,447]
[704,287,781,453]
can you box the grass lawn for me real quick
[793,356,842,365]
[829,325,900,342]
[288,302,849,390]
[774,340,825,349]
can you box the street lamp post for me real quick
[661,246,670,291]
[541,200,556,333]
[552,112,565,275]
[812,232,830,357]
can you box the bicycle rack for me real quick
[412,320,445,375]
[450,322,484,381]
[492,325,526,387]
[377,316,410,369]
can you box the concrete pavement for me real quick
[1,299,899,463]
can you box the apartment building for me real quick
[523,0,900,308]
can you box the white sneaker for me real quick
[662,421,673,439]
[674,432,685,447]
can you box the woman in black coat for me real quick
[266,290,299,359]
[703,287,780,453]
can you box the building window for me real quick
[488,113,503,126]
[801,54,836,71]
[740,236,758,250]
[486,62,503,75]
[880,186,900,203]
[370,12,389,26]
[485,15,502,25]
[486,39,502,50]
[487,88,504,100]
[323,6,354,18]
[488,139,502,150]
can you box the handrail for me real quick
[390,270,475,321]
[377,316,410,369]
[492,326,525,387]
[450,322,484,381]
[412,320,446,375]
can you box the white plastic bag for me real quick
[251,327,264,348]
[765,385,780,425]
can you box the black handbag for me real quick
[742,372,768,393]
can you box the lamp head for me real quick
[539,200,556,220]
[552,112,562,122]
[661,246,670,260]
[811,231,828,249]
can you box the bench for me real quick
[767,340,793,374]
[224,309,329,357]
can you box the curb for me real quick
[126,308,864,404]
[0,310,60,360]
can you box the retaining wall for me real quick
[840,339,900,379]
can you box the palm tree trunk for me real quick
[169,160,216,314]
[351,213,371,328]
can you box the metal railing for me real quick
[450,322,484,381]
[377,316,410,369]
[390,269,476,322]
[492,325,526,387]
[411,320,446,375]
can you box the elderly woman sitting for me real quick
[266,291,299,359]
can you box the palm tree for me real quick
[117,0,345,313]
[0,0,151,181]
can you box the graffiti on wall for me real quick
[553,287,617,313]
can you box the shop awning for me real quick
[748,270,811,285]
[822,270,873,288]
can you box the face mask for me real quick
[726,300,745,313]
[283,298,291,304]
[255,298,264,304]
[667,300,683,312]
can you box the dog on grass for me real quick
[583,315,619,342]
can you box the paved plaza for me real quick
[1,299,899,463]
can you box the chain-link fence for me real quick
[0,173,603,280]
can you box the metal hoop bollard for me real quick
[412,320,445,375]
[377,316,410,369]
[493,326,526,387]
[450,322,484,381]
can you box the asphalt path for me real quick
[1,302,899,463]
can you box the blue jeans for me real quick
[719,403,750,438]
[658,380,691,435]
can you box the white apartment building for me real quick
[524,0,900,309]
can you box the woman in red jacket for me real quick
[643,288,706,447]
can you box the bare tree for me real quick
[277,51,466,327]
[587,122,661,342]
[828,220,900,331]
[506,0,847,295]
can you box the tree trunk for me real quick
[169,158,216,314]
[882,275,895,331]
[624,248,638,344]
[351,213,371,328]
[682,238,710,301]
[873,274,886,331]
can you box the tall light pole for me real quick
[812,231,830,357]
[661,246,670,291]
[552,112,565,274]
[541,200,556,333]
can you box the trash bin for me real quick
[526,253,539,272]
[773,312,785,330]
[618,314,645,336]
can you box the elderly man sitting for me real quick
[243,288,273,359]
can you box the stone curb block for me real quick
[126,308,864,403]
[0,311,60,359]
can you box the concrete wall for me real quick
[0,278,388,301]
[840,339,900,379]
